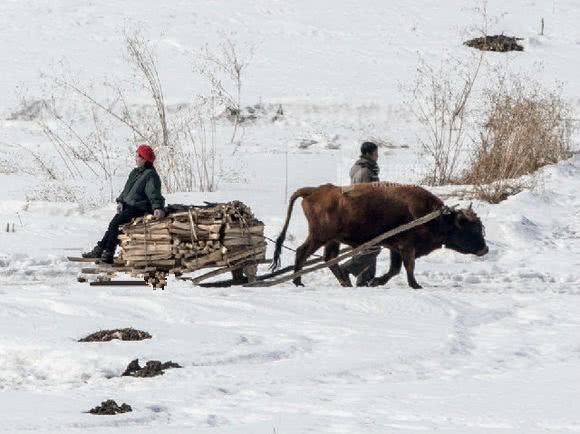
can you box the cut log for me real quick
[127,259,176,268]
[223,236,265,247]
[183,249,225,270]
[124,254,174,262]
[171,230,220,240]
[123,221,171,233]
[170,221,221,233]
[224,225,265,235]
[119,233,171,242]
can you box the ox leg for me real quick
[370,251,402,286]
[293,237,323,287]
[401,248,422,289]
[324,241,352,287]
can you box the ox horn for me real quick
[442,204,459,215]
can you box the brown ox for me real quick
[272,183,488,288]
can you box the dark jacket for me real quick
[350,156,380,184]
[349,155,381,258]
[116,166,165,212]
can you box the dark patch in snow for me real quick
[88,400,132,415]
[122,359,182,377]
[79,328,152,342]
[464,35,524,52]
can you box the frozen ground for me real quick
[1,0,580,433]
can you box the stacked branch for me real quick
[119,201,266,272]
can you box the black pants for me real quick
[342,249,380,286]
[98,207,145,252]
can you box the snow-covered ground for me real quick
[1,1,580,433]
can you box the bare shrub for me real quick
[197,37,253,148]
[49,31,180,193]
[464,73,575,203]
[126,31,169,148]
[34,101,118,200]
[17,145,59,180]
[410,53,484,185]
[187,108,218,192]
[25,182,82,203]
[33,31,251,197]
[123,31,187,192]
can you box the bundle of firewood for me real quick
[118,201,266,272]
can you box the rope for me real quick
[262,235,323,258]
[187,209,198,245]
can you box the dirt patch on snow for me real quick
[88,400,132,415]
[79,328,152,342]
[122,359,182,378]
[464,35,524,52]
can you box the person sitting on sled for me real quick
[82,144,166,264]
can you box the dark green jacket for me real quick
[116,166,165,211]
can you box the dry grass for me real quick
[463,76,574,203]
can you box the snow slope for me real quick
[1,0,580,433]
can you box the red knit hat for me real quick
[136,144,156,163]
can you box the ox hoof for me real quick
[293,279,305,287]
[409,283,423,289]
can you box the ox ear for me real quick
[439,207,459,232]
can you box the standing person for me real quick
[340,141,381,286]
[82,144,166,264]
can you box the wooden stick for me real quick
[122,242,172,250]
[123,221,170,232]
[213,251,266,267]
[119,233,171,241]
[171,230,220,240]
[223,236,265,247]
[89,280,148,287]
[241,248,349,283]
[127,259,176,268]
[182,258,271,285]
[124,254,173,262]
[215,243,267,265]
[183,249,225,270]
[171,221,221,233]
[187,264,244,284]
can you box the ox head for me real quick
[442,204,488,256]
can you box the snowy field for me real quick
[1,1,580,433]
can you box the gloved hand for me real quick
[116,202,123,214]
[153,209,165,219]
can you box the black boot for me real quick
[99,250,115,264]
[82,245,103,259]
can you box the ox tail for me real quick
[271,187,316,270]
